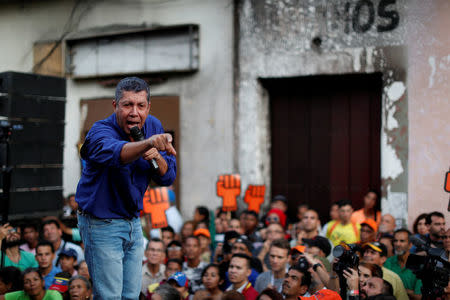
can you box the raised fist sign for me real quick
[143,187,170,228]
[244,185,266,213]
[217,174,241,212]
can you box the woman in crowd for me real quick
[412,213,429,237]
[1,268,62,300]
[194,264,224,300]
[68,276,91,300]
[256,288,283,300]
[358,262,383,290]
[0,267,22,295]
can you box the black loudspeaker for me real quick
[0,71,66,220]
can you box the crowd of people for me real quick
[0,190,449,300]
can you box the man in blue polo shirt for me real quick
[76,77,177,300]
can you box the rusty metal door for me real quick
[263,74,381,223]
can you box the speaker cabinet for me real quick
[0,71,66,220]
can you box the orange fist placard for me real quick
[143,187,170,228]
[244,185,266,213]
[217,174,241,212]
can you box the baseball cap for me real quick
[48,272,71,293]
[299,289,342,300]
[234,235,253,252]
[168,272,188,288]
[291,245,306,254]
[363,242,387,257]
[194,228,211,239]
[58,248,77,260]
[361,219,378,232]
[303,236,332,257]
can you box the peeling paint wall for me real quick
[406,1,450,227]
[237,0,413,223]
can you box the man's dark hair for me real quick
[166,258,183,268]
[20,221,39,232]
[23,267,43,279]
[270,239,291,253]
[42,219,60,229]
[337,199,352,208]
[231,253,252,269]
[167,240,182,248]
[245,210,258,218]
[381,279,394,296]
[184,235,199,245]
[297,203,309,209]
[36,240,55,253]
[147,238,164,250]
[154,283,181,300]
[0,266,23,292]
[196,206,210,223]
[425,211,444,225]
[162,226,175,235]
[257,288,284,300]
[115,77,150,103]
[289,264,312,288]
[222,291,245,300]
[67,193,75,199]
[394,228,412,242]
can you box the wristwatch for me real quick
[312,263,321,271]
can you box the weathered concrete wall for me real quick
[0,0,234,218]
[406,1,450,228]
[237,0,421,225]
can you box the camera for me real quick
[406,236,450,299]
[332,243,359,274]
[295,256,310,272]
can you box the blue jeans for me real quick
[78,213,144,300]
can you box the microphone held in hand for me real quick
[130,126,159,171]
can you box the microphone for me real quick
[130,126,159,171]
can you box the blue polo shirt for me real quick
[75,113,176,219]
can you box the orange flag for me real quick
[143,187,170,228]
[244,185,266,213]
[216,174,241,212]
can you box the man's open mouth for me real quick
[127,121,140,127]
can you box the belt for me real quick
[77,208,134,221]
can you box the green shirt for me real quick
[384,255,422,295]
[5,290,63,300]
[2,250,38,271]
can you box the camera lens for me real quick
[333,245,344,258]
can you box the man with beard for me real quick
[281,264,311,300]
[361,277,396,300]
[384,229,422,300]
[411,211,446,254]
[0,223,38,270]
